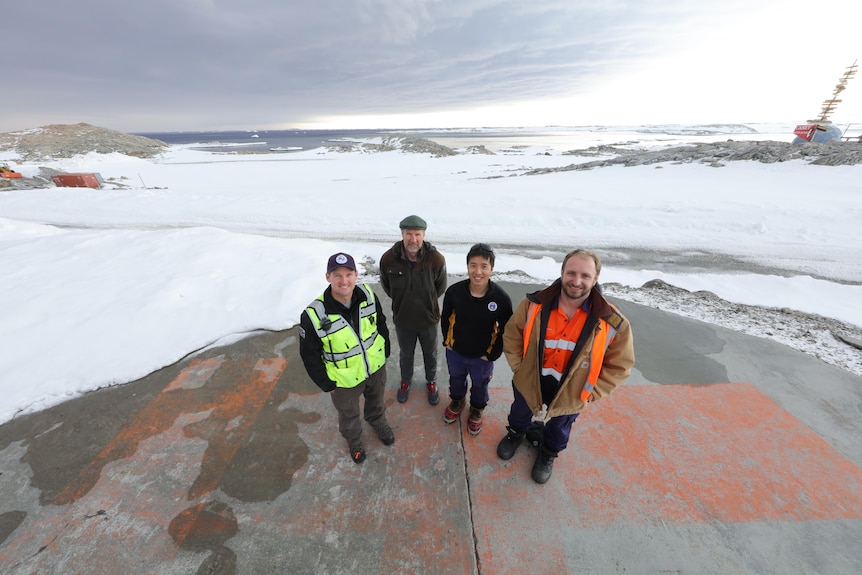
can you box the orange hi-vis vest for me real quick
[522,301,617,403]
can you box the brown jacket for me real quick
[502,280,635,419]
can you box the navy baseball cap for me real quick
[327,252,357,272]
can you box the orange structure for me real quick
[51,173,104,189]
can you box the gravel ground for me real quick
[603,279,862,378]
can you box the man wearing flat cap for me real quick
[299,252,394,464]
[380,215,448,405]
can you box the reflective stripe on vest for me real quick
[541,307,587,381]
[306,284,386,388]
[541,335,578,380]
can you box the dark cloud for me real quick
[0,1,754,130]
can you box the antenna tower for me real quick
[809,60,858,123]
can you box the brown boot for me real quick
[443,397,466,424]
[467,406,485,436]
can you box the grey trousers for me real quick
[329,367,388,449]
[395,324,439,384]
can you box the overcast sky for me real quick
[2,1,860,132]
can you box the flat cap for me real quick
[399,214,427,230]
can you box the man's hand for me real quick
[320,380,337,393]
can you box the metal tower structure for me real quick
[808,60,858,123]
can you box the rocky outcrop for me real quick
[326,134,458,157]
[0,123,167,160]
[527,140,862,175]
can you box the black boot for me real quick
[531,444,558,484]
[496,426,526,460]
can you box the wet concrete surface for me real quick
[1,282,860,574]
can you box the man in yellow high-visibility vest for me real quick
[300,252,393,464]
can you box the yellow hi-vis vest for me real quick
[305,284,386,389]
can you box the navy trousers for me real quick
[445,348,494,408]
[506,382,579,453]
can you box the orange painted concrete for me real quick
[571,383,862,525]
[186,357,287,499]
[469,383,862,574]
[55,357,286,506]
[54,357,227,505]
[3,356,288,573]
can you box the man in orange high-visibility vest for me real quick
[497,249,635,484]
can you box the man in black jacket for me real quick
[440,243,513,435]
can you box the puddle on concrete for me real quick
[0,511,26,546]
[169,499,238,575]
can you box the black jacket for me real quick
[379,240,447,328]
[441,279,513,361]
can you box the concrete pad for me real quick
[266,390,477,575]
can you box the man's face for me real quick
[467,256,492,290]
[326,267,358,301]
[401,228,425,256]
[560,255,599,302]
